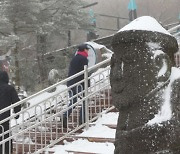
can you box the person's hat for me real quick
[78,44,90,51]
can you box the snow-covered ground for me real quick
[46,112,119,154]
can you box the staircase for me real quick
[12,89,115,154]
[46,96,118,154]
[13,94,116,154]
[0,58,112,154]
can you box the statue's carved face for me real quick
[110,43,170,110]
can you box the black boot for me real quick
[63,117,67,128]
[79,117,85,125]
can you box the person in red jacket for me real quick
[0,71,21,154]
[63,44,90,128]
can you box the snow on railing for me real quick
[168,24,180,34]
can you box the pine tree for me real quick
[0,0,93,91]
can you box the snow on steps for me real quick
[13,90,117,154]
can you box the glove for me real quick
[15,115,19,119]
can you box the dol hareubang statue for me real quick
[110,16,180,154]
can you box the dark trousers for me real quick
[0,121,12,154]
[64,85,86,124]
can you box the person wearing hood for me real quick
[63,44,90,128]
[0,71,21,154]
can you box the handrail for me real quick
[0,58,112,154]
[168,24,180,33]
[0,58,111,116]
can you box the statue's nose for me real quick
[113,62,124,80]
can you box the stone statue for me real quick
[110,16,180,154]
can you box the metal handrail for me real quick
[168,24,180,33]
[0,58,111,154]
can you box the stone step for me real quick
[65,150,98,154]
[89,123,117,129]
[103,124,117,129]
[68,135,115,143]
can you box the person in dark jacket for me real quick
[0,71,21,154]
[63,44,90,128]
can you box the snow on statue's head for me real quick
[110,16,180,154]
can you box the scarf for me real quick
[77,51,88,58]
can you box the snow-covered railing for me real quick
[0,58,111,154]
[168,24,180,44]
[168,24,180,34]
